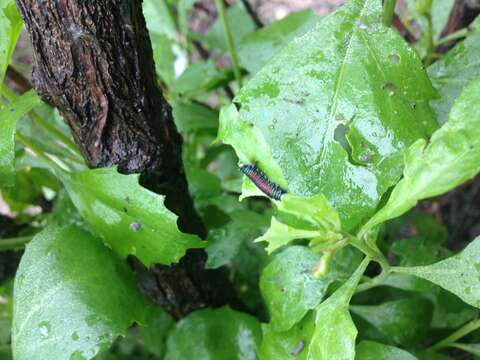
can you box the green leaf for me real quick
[230,0,437,231]
[451,343,480,356]
[172,60,230,97]
[260,246,333,332]
[238,10,319,74]
[394,235,480,308]
[172,101,219,133]
[390,237,451,267]
[12,225,150,360]
[164,306,261,360]
[0,0,22,92]
[308,257,369,360]
[61,167,205,266]
[361,76,480,236]
[0,280,13,345]
[259,312,315,360]
[356,341,418,360]
[428,19,480,124]
[206,209,268,269]
[0,90,41,187]
[350,298,433,347]
[197,3,256,52]
[256,193,341,253]
[139,308,175,358]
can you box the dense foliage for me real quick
[1,0,480,359]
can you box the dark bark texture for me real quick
[15,0,238,318]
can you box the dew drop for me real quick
[38,321,51,339]
[388,53,400,65]
[130,222,142,232]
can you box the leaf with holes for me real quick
[61,167,206,266]
[360,76,480,236]
[224,0,437,232]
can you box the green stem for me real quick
[356,268,390,293]
[434,28,472,47]
[382,0,397,27]
[348,235,390,273]
[214,0,243,88]
[16,132,66,172]
[0,236,33,251]
[428,319,480,351]
[2,85,81,157]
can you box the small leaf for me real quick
[256,193,341,253]
[307,257,369,360]
[172,101,219,133]
[0,91,41,187]
[356,341,418,360]
[394,235,480,308]
[206,209,268,269]
[61,167,205,266]
[0,0,23,91]
[238,10,319,74]
[172,60,230,96]
[260,246,333,331]
[259,312,315,360]
[164,307,261,360]
[139,308,175,358]
[361,76,480,236]
[350,298,433,347]
[428,19,480,124]
[12,225,150,360]
[196,3,256,52]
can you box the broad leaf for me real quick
[0,91,41,187]
[260,246,333,331]
[228,0,437,231]
[428,19,480,124]
[12,225,150,360]
[0,0,22,92]
[350,298,433,347]
[61,167,205,266]
[164,307,261,360]
[308,257,369,359]
[360,76,480,236]
[238,10,319,74]
[259,312,315,360]
[394,235,480,308]
[356,341,417,360]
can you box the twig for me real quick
[0,236,33,251]
[428,319,480,351]
[240,0,263,28]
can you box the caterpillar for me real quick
[240,164,286,200]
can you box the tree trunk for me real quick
[15,0,239,319]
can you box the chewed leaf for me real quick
[12,225,150,360]
[61,167,205,266]
[231,0,437,231]
[394,235,480,309]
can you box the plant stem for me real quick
[214,0,243,88]
[348,235,390,273]
[382,0,397,27]
[428,319,480,351]
[2,85,81,157]
[434,28,472,47]
[0,236,33,251]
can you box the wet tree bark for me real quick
[15,0,239,319]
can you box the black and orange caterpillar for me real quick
[240,164,286,200]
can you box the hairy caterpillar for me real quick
[240,164,286,200]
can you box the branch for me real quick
[15,0,240,318]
